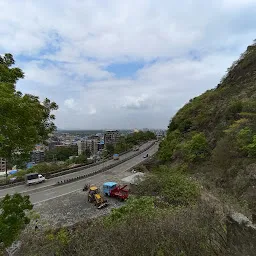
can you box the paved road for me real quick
[30,142,158,204]
[0,141,154,198]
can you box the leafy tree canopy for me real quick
[0,193,33,249]
[0,53,58,162]
[45,145,78,162]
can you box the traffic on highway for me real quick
[0,141,157,200]
[29,142,158,204]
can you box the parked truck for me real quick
[25,173,45,185]
[113,154,119,160]
[103,182,129,201]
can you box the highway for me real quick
[30,142,158,204]
[0,141,155,198]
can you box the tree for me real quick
[45,145,78,162]
[182,133,209,163]
[105,144,114,156]
[74,155,87,164]
[0,53,58,178]
[0,193,33,250]
[84,148,91,158]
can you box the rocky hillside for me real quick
[158,41,256,211]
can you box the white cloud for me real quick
[64,98,76,109]
[88,105,97,115]
[120,94,150,110]
[1,0,255,129]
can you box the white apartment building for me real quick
[104,130,120,146]
[77,139,98,156]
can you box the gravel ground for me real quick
[33,188,125,229]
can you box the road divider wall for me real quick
[55,141,156,186]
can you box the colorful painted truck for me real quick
[103,182,129,201]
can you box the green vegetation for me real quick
[125,130,156,145]
[0,193,33,251]
[105,196,156,226]
[45,145,78,162]
[158,41,256,212]
[105,143,115,156]
[0,53,57,173]
[65,154,88,165]
[102,131,156,157]
[136,165,200,206]
[113,131,156,155]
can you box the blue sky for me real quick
[0,0,256,129]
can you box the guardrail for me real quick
[55,141,156,186]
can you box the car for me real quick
[143,154,149,158]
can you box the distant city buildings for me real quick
[47,140,61,150]
[104,130,120,146]
[0,158,6,172]
[30,150,45,164]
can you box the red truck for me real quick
[103,182,129,201]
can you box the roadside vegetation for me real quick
[0,193,34,255]
[104,130,156,157]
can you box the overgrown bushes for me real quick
[19,202,227,256]
[135,165,200,206]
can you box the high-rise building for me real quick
[77,140,86,155]
[0,158,6,172]
[77,139,98,156]
[30,151,45,163]
[104,130,120,146]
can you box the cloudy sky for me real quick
[1,0,255,129]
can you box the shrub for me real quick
[158,130,182,161]
[182,133,209,163]
[136,165,200,206]
[19,202,227,256]
[104,196,155,226]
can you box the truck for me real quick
[113,154,119,160]
[103,182,129,201]
[25,173,45,185]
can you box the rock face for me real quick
[227,212,256,256]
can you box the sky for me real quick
[1,0,256,130]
